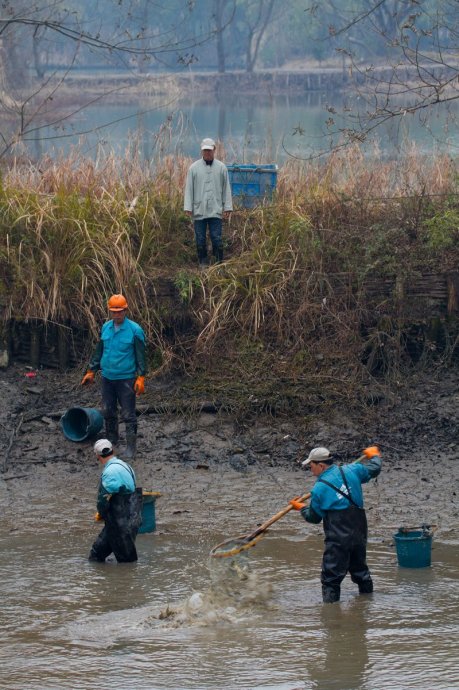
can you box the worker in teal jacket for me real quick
[81,294,146,459]
[290,446,382,603]
[89,439,142,563]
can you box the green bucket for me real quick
[61,407,104,442]
[139,491,161,534]
[393,528,433,568]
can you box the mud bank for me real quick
[0,363,458,543]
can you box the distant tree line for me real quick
[2,0,456,77]
[0,1,457,157]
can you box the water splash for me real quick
[143,553,275,630]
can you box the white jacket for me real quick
[184,158,233,219]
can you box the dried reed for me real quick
[0,145,457,414]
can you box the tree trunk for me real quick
[244,0,275,73]
[215,0,226,73]
[33,35,45,80]
[0,38,20,109]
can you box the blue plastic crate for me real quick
[227,164,278,209]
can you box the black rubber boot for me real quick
[213,246,223,263]
[197,245,208,268]
[124,423,137,460]
[105,418,119,444]
[358,579,374,594]
[322,585,340,603]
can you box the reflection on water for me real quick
[307,598,370,690]
[14,92,459,163]
[0,523,458,690]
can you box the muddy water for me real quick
[1,367,459,689]
[1,507,458,690]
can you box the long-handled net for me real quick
[210,491,311,558]
[210,453,370,559]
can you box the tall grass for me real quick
[0,146,457,413]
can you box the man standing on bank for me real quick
[81,294,146,459]
[289,445,382,603]
[184,137,233,266]
[89,439,142,563]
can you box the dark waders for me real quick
[319,466,373,603]
[321,505,373,602]
[89,489,143,563]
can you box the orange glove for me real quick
[289,497,306,511]
[363,446,380,459]
[94,512,103,522]
[81,370,95,385]
[134,375,145,396]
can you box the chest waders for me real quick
[318,467,373,603]
[89,465,143,563]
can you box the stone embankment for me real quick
[59,62,451,100]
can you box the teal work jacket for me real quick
[89,317,146,380]
[301,456,382,523]
[97,456,136,515]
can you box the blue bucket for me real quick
[61,407,104,442]
[138,491,161,534]
[393,529,433,568]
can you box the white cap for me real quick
[302,447,331,467]
[94,439,113,457]
[201,137,216,150]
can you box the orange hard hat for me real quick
[107,294,128,311]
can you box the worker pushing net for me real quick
[209,491,311,558]
[209,450,373,560]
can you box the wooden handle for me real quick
[244,453,369,543]
[397,524,438,533]
[247,491,311,541]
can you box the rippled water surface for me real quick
[23,91,459,162]
[1,521,458,690]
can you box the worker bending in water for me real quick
[290,445,382,603]
[81,294,146,459]
[89,439,142,563]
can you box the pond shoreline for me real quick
[46,61,452,102]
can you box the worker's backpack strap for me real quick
[318,466,359,507]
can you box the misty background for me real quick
[0,1,458,160]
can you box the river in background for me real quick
[21,92,459,164]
